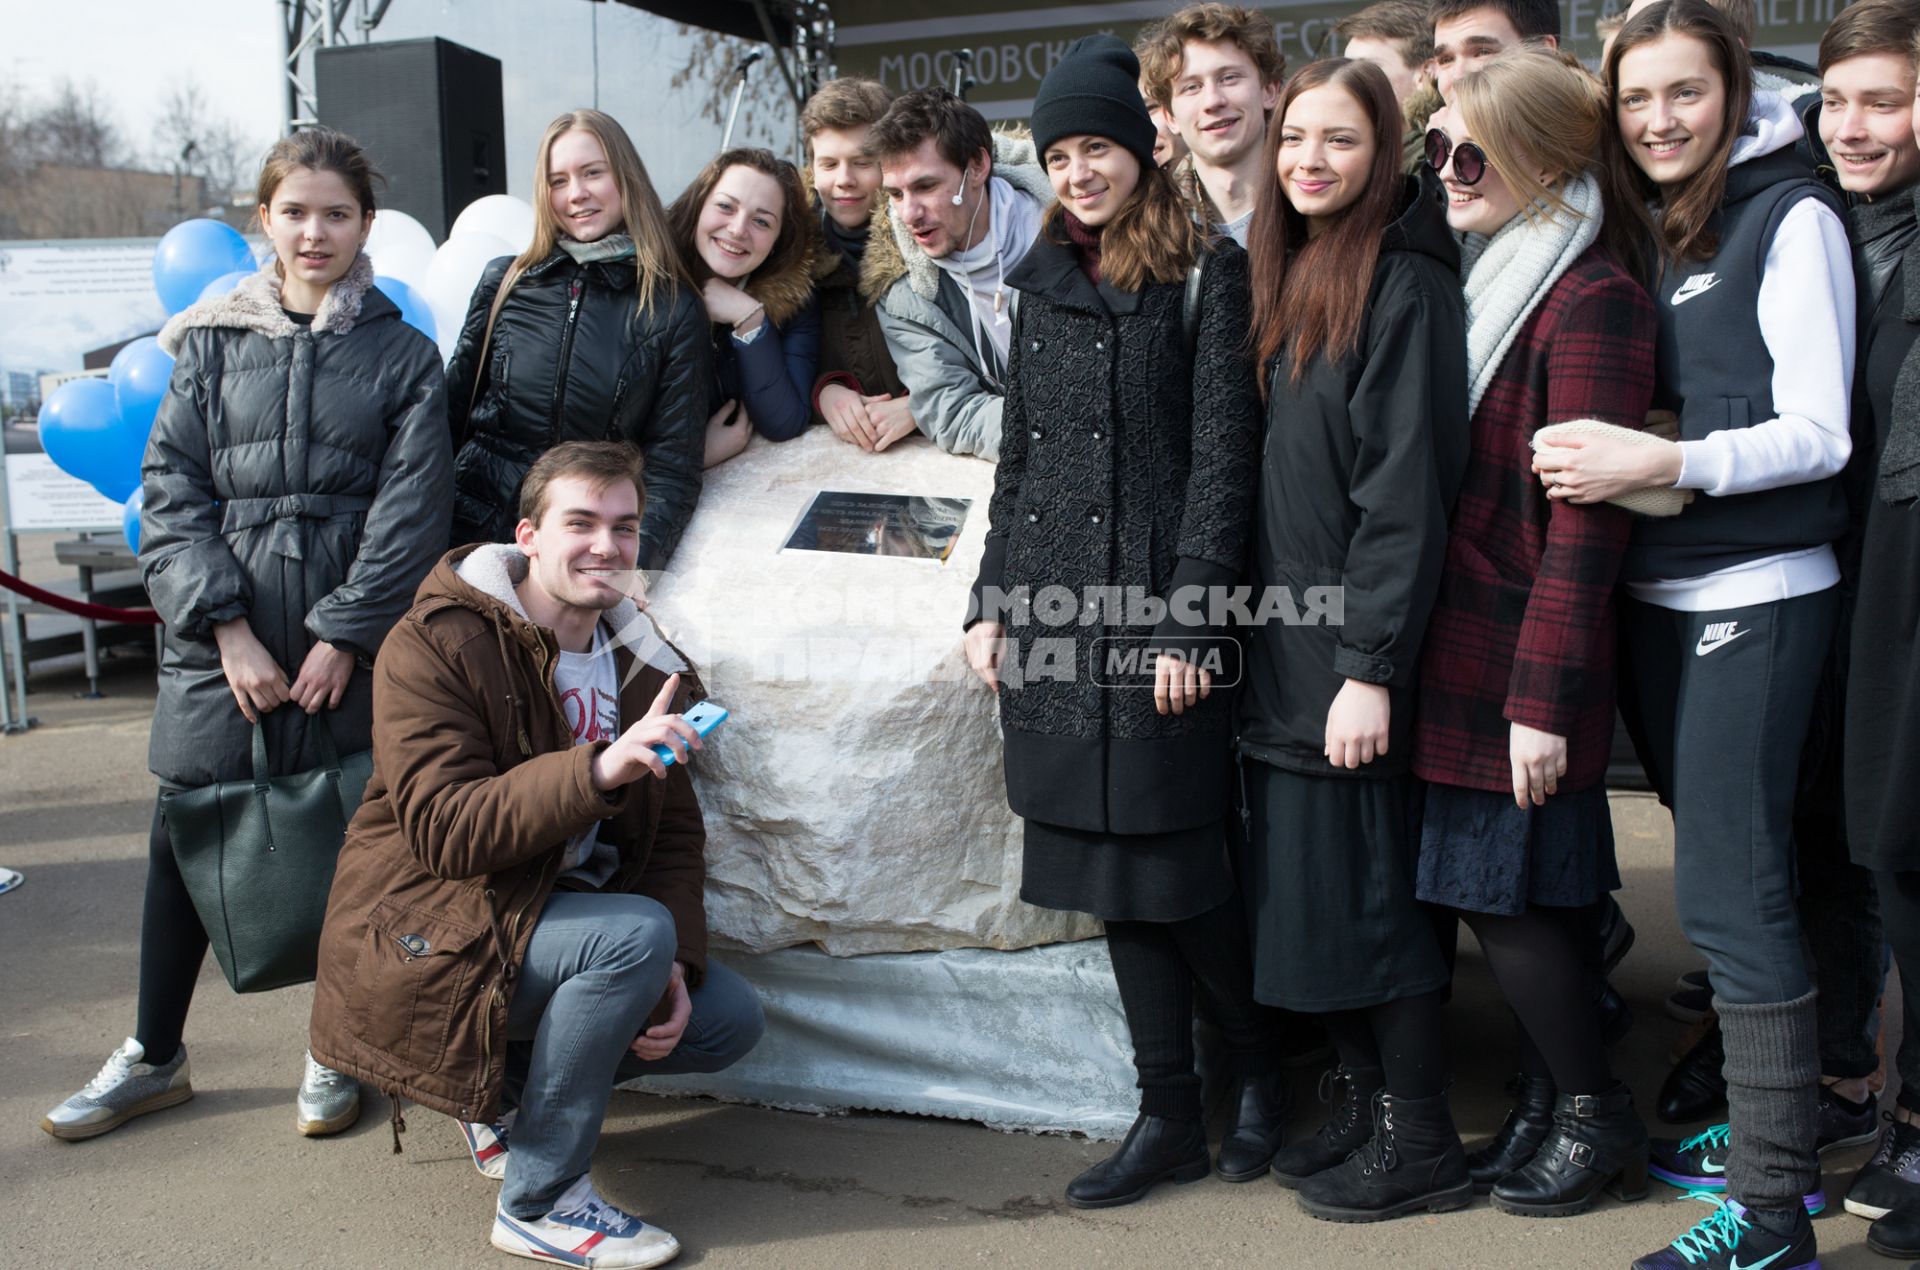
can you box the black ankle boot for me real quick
[1657,1019,1727,1124]
[1467,1075,1556,1194]
[1294,1089,1473,1222]
[1868,1197,1920,1259]
[1491,1084,1649,1217]
[1271,1064,1383,1189]
[1064,1112,1210,1209]
[1214,1072,1291,1182]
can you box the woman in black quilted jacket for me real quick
[40,128,451,1146]
[962,36,1272,1210]
[446,109,712,570]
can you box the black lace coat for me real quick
[968,234,1260,835]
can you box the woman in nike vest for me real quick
[1535,4,1854,1267]
[1413,48,1659,1220]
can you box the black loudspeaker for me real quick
[315,37,506,241]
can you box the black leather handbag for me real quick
[161,717,372,993]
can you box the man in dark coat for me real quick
[800,77,914,451]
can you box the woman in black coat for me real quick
[962,36,1271,1209]
[40,129,452,1145]
[1236,59,1470,1222]
[446,109,711,570]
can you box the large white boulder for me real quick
[647,428,1101,955]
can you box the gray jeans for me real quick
[497,891,764,1218]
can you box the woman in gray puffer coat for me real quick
[39,129,451,1150]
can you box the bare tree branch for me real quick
[669,25,795,157]
[150,78,265,207]
[28,80,122,168]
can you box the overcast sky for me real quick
[5,1,792,197]
[7,0,285,163]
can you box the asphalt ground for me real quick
[0,537,1902,1268]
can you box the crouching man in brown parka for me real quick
[309,441,762,1270]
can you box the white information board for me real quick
[0,239,166,532]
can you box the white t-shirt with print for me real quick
[553,624,621,888]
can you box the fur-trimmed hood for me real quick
[742,221,822,328]
[157,251,386,356]
[860,129,1053,305]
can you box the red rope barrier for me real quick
[0,569,161,624]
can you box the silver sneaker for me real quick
[296,1051,361,1137]
[41,1037,192,1141]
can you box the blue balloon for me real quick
[374,275,437,343]
[123,488,145,554]
[37,379,144,495]
[108,336,175,437]
[153,219,255,315]
[197,270,251,303]
[95,470,139,505]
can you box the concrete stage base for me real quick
[625,939,1138,1139]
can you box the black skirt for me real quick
[1415,781,1620,915]
[1020,818,1233,923]
[1235,759,1450,1012]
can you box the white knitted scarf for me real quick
[1461,172,1602,417]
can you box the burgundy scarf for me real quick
[1062,211,1103,285]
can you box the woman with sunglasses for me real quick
[1239,57,1471,1223]
[1413,47,1658,1219]
[1536,3,1854,1267]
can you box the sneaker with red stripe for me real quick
[462,1108,517,1180]
[491,1175,679,1269]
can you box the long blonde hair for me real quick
[1453,46,1657,281]
[478,110,688,369]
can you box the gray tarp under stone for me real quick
[627,941,1137,1137]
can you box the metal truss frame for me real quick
[280,0,396,133]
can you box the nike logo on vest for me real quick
[1672,272,1721,305]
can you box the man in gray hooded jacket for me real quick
[862,89,1054,462]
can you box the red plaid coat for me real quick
[1412,245,1657,794]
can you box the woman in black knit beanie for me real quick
[962,33,1276,1208]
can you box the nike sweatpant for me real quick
[1620,586,1838,1210]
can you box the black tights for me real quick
[134,802,208,1061]
[1105,898,1282,1122]
[1456,904,1612,1095]
[1320,989,1449,1100]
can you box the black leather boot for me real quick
[1064,1112,1210,1209]
[1868,1197,1920,1259]
[1467,1075,1556,1194]
[1214,1072,1291,1182]
[1491,1084,1650,1217]
[1657,1019,1727,1124]
[1271,1064,1384,1189]
[1295,1089,1474,1223]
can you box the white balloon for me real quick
[450,195,536,256]
[363,209,439,289]
[421,231,515,361]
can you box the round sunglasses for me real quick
[1424,128,1488,186]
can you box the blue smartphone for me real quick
[654,700,728,768]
